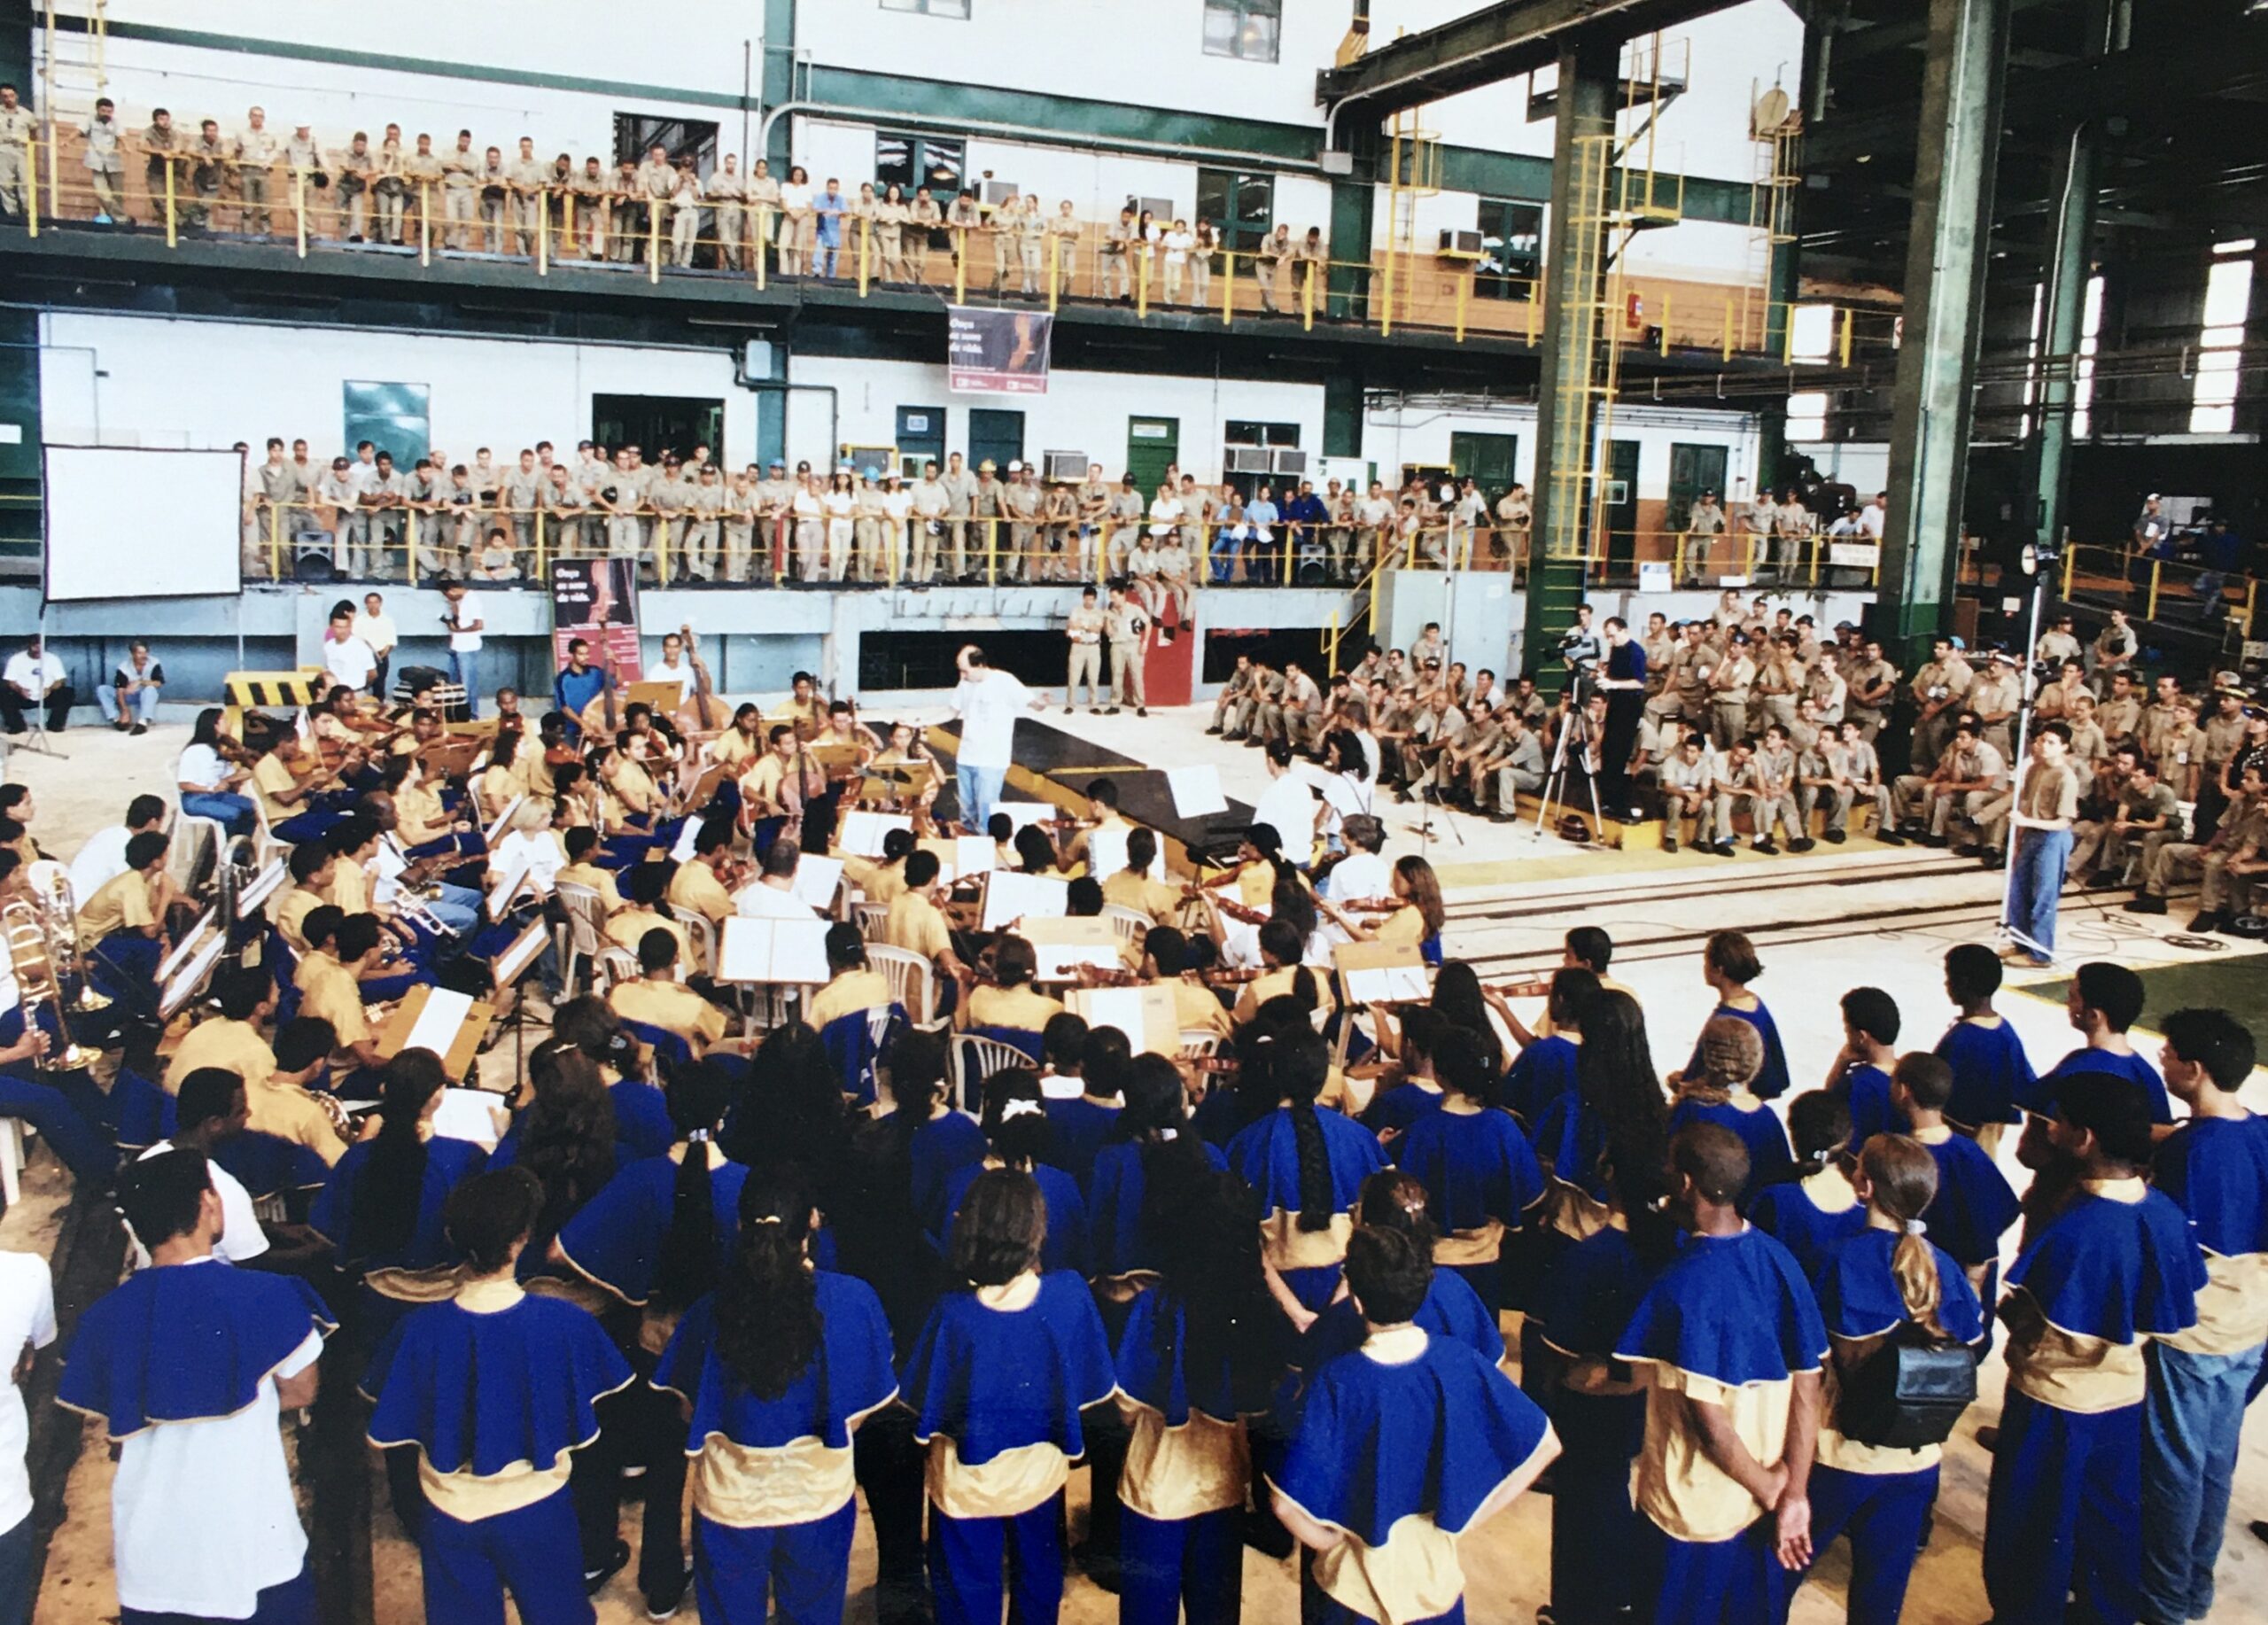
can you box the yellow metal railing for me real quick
[12,129,1901,362]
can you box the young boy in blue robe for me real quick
[362,1169,633,1625]
[901,1168,1117,1625]
[1748,1092,1867,1287]
[2019,961,2171,1123]
[1225,1027,1385,1316]
[1393,1025,1545,1310]
[1668,1015,1794,1209]
[1615,1121,1828,1625]
[1270,1225,1559,1625]
[2140,1008,2268,1625]
[655,1166,899,1625]
[1930,943,2032,1154]
[1678,931,1792,1100]
[58,1148,335,1625]
[1885,1053,2019,1319]
[1983,1071,2204,1625]
[1827,987,1909,1149]
[1797,1134,1985,1625]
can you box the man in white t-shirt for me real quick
[0,637,70,736]
[649,628,698,705]
[0,1247,52,1625]
[734,838,823,920]
[1320,812,1392,905]
[1252,736,1321,866]
[60,1148,328,1625]
[319,611,377,695]
[129,1069,269,1268]
[67,794,168,911]
[441,580,485,719]
[950,643,1045,829]
[351,590,399,699]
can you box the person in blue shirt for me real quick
[933,1065,1089,1277]
[1930,943,2032,1155]
[1270,1225,1559,1625]
[550,637,606,740]
[1242,486,1282,586]
[1361,1005,1452,1144]
[1984,1072,2204,1625]
[1750,1091,1868,1289]
[1037,1016,1122,1194]
[2020,960,2171,1123]
[1284,480,1331,583]
[812,178,847,277]
[1668,1016,1794,1209]
[1795,1134,1985,1625]
[1677,931,1792,1100]
[1827,987,1909,1150]
[1505,968,1595,1130]
[2141,1008,2268,1625]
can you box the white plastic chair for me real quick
[868,943,936,1027]
[952,1032,1035,1111]
[1100,904,1152,947]
[553,882,606,1002]
[0,1119,26,1209]
[1177,1030,1222,1061]
[595,946,640,991]
[853,901,890,941]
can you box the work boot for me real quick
[2189,910,2227,934]
[2124,894,2167,914]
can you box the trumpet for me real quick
[2,899,92,1072]
[43,872,111,1015]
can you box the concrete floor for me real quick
[9,711,2268,1625]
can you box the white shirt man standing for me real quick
[351,592,398,699]
[0,1248,54,1622]
[950,643,1044,829]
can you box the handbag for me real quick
[1834,1319,1977,1450]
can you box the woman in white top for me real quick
[791,475,826,582]
[777,165,814,275]
[1161,219,1194,305]
[880,473,915,579]
[489,800,565,908]
[1190,219,1216,309]
[822,470,858,583]
[1147,483,1183,540]
[175,707,258,839]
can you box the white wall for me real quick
[1796,441,1892,496]
[788,354,1326,487]
[38,312,758,466]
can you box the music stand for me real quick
[489,916,552,1083]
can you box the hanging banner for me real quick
[948,306,1052,395]
[548,557,644,680]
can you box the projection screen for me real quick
[42,445,246,602]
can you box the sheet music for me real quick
[983,872,1068,931]
[840,811,914,858]
[400,987,475,1058]
[718,918,833,984]
[431,1087,504,1150]
[484,794,524,848]
[1165,765,1227,818]
[956,835,998,877]
[235,859,286,919]
[485,853,532,921]
[1071,987,1150,1046]
[492,919,548,984]
[992,802,1055,834]
[1344,964,1432,1004]
[158,909,217,982]
[791,854,846,912]
[158,935,228,1022]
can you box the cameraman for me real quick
[1558,602,1602,701]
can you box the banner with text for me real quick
[948,306,1052,395]
[548,557,645,681]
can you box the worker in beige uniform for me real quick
[504,136,546,256]
[1066,588,1107,714]
[0,85,34,223]
[1105,586,1152,717]
[936,452,976,583]
[233,106,284,235]
[706,156,747,269]
[1968,651,2024,764]
[1706,631,1757,752]
[436,128,478,250]
[401,133,445,245]
[667,161,704,268]
[370,124,408,245]
[1048,200,1082,297]
[1908,637,1975,769]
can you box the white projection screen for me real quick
[42,445,246,602]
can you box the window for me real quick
[1474,199,1542,300]
[1204,0,1280,62]
[881,0,970,15]
[1194,168,1275,255]
[2073,274,2105,440]
[1786,392,1828,441]
[2190,242,2255,435]
[1790,303,1838,363]
[613,114,718,175]
[2018,281,2045,439]
[342,381,430,471]
[875,132,965,198]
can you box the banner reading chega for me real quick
[948,305,1052,395]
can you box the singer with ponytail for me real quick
[361,1169,633,1625]
[653,1166,898,1625]
[1225,1026,1386,1323]
[1794,1134,1984,1625]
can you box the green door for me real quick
[897,405,947,473]
[967,408,1024,474]
[1449,432,1518,494]
[1126,417,1178,494]
[1666,442,1729,535]
[1602,439,1641,579]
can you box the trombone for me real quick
[2,899,91,1072]
[43,871,111,1015]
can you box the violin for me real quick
[1339,897,1402,915]
[1486,978,1557,1000]
[1213,898,1269,928]
[1072,965,1146,990]
[1201,966,1263,989]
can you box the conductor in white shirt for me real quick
[441,581,485,719]
[1252,737,1321,867]
[0,637,71,735]
[950,643,1045,829]
[734,839,822,918]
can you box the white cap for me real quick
[1006,459,1023,473]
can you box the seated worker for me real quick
[161,966,278,1097]
[606,861,695,968]
[78,829,178,996]
[959,932,1065,1036]
[885,848,974,1016]
[1145,925,1232,1039]
[1100,827,1181,924]
[808,921,898,1038]
[607,927,729,1057]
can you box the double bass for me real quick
[672,620,723,746]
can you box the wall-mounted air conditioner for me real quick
[1043,450,1090,481]
[1271,448,1309,478]
[1225,447,1273,476]
[1437,229,1484,258]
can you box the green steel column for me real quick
[1525,33,1617,682]
[1324,374,1364,461]
[762,0,796,173]
[2029,127,2094,559]
[1877,0,2011,657]
[1326,124,1381,324]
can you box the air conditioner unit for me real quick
[981,181,1021,206]
[1436,229,1484,259]
[1271,448,1309,478]
[1225,447,1273,476]
[840,445,897,477]
[1043,450,1090,482]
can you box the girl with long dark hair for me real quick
[1224,1026,1386,1325]
[1393,1023,1547,1311]
[1505,967,1598,1128]
[1315,853,1447,964]
[901,1170,1115,1625]
[551,993,673,1158]
[932,1067,1089,1275]
[363,1169,633,1624]
[1534,988,1667,1243]
[311,1048,486,1316]
[654,1165,900,1625]
[1090,1053,1230,1295]
[490,1040,617,1274]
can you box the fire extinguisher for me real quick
[1626,291,1645,329]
